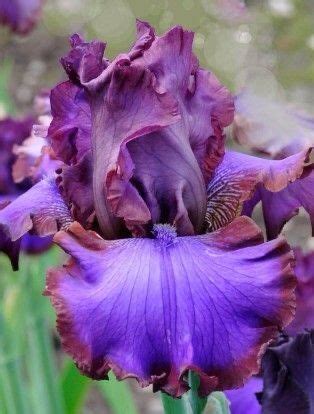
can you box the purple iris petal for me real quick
[48,22,234,239]
[45,216,295,397]
[260,331,314,414]
[226,376,262,414]
[0,0,42,34]
[0,178,71,242]
[206,149,309,231]
[243,163,314,239]
[21,234,53,255]
[286,249,314,335]
[0,199,21,269]
[49,81,91,164]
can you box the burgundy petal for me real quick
[49,81,91,164]
[0,178,72,242]
[45,217,295,397]
[286,248,314,335]
[0,0,42,34]
[206,149,309,232]
[84,62,183,238]
[243,163,314,239]
[51,23,234,238]
[57,151,94,223]
[60,34,107,84]
[136,24,234,182]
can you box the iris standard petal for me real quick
[83,61,183,238]
[49,23,234,238]
[49,81,91,164]
[206,149,309,231]
[45,216,295,397]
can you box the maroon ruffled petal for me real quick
[45,217,295,397]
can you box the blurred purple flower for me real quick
[226,331,314,413]
[286,249,314,335]
[0,21,302,396]
[0,0,43,34]
[260,331,314,414]
[226,376,262,414]
[0,92,60,268]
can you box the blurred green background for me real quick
[0,1,313,413]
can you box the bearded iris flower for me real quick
[1,21,311,397]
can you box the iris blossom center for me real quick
[152,223,177,247]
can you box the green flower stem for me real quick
[161,372,230,414]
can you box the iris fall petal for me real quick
[45,216,295,397]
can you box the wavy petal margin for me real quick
[0,178,72,242]
[243,163,314,239]
[206,149,309,232]
[45,217,295,397]
[49,22,233,238]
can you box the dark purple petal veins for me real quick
[243,162,314,239]
[206,149,310,232]
[0,178,72,242]
[45,216,295,397]
[260,331,314,414]
[0,0,42,34]
[286,248,314,335]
